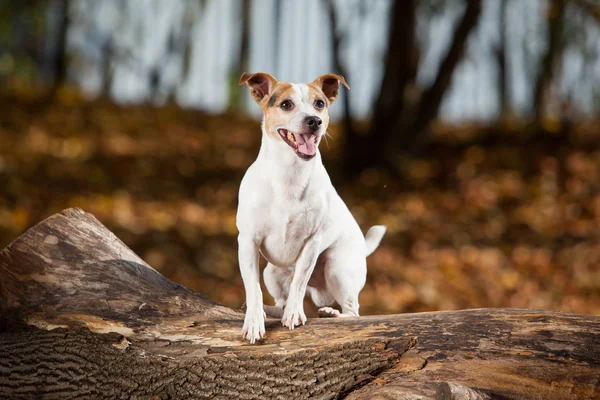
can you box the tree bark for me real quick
[533,0,566,126]
[1,208,599,399]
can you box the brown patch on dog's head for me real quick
[264,83,294,109]
[241,72,300,142]
[260,83,296,141]
[311,74,349,104]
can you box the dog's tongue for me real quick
[297,134,316,156]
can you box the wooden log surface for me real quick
[0,208,599,399]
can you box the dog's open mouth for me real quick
[277,129,320,160]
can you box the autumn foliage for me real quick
[0,95,598,316]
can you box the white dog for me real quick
[237,72,386,344]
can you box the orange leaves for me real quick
[9,208,30,231]
[1,97,599,317]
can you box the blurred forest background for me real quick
[1,0,599,316]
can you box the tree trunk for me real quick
[326,0,355,173]
[572,0,600,25]
[1,208,599,399]
[51,0,70,94]
[345,0,417,176]
[99,38,114,98]
[533,0,566,126]
[403,0,482,151]
[345,0,482,176]
[231,0,251,112]
[496,0,510,120]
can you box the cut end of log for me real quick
[0,207,241,336]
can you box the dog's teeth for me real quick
[288,132,295,143]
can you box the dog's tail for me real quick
[364,225,386,256]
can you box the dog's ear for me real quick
[312,74,350,104]
[239,72,278,104]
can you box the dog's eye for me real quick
[314,99,325,110]
[280,100,293,110]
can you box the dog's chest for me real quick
[259,195,326,267]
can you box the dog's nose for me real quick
[304,116,322,131]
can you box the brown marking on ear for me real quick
[238,72,253,85]
[239,72,279,104]
[312,74,350,104]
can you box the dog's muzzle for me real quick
[277,129,320,160]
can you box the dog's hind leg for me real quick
[263,262,292,318]
[307,253,337,317]
[322,249,366,318]
[308,286,335,309]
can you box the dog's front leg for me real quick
[238,234,265,343]
[282,237,321,330]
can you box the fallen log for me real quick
[0,208,598,399]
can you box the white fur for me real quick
[237,82,386,344]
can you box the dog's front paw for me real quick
[241,308,266,344]
[281,304,306,330]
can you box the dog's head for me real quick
[240,72,349,161]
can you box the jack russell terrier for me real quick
[237,72,386,344]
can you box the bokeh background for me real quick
[1,0,599,316]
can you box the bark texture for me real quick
[1,208,599,399]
